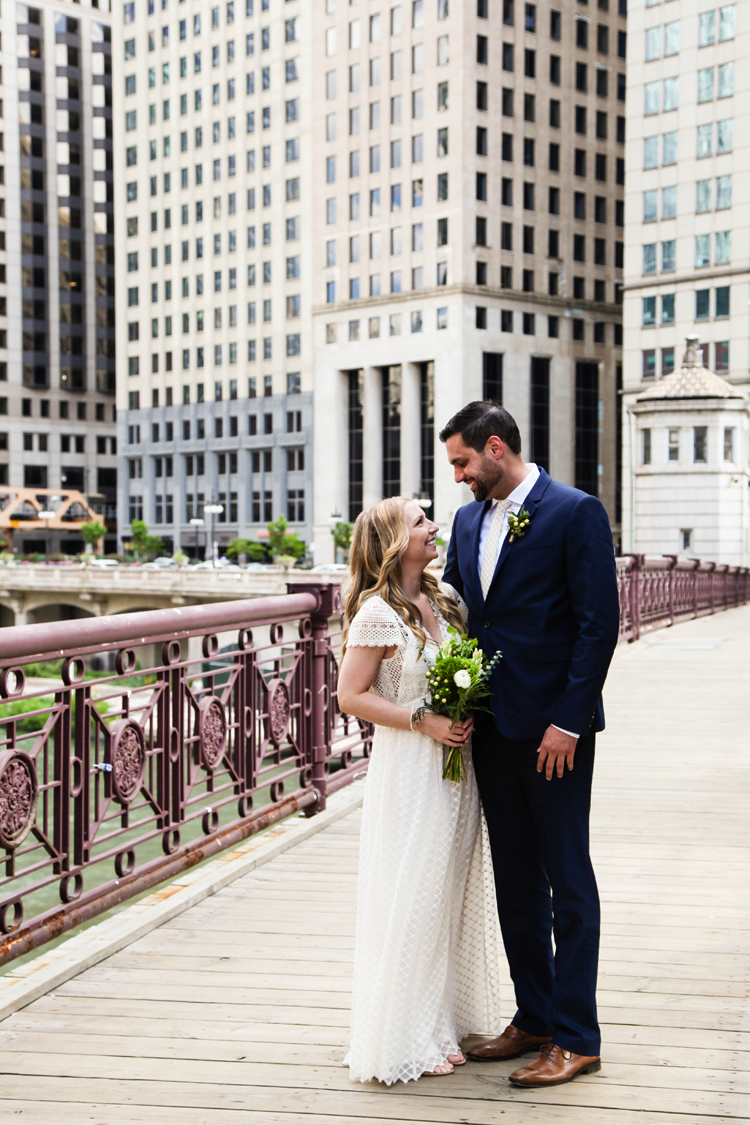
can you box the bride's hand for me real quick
[417,713,473,745]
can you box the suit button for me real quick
[484,621,491,628]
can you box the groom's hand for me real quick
[536,726,577,780]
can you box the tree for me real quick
[81,520,107,554]
[226,537,268,562]
[331,521,353,556]
[130,520,164,561]
[267,515,306,561]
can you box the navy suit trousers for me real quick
[473,713,601,1057]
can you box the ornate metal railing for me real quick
[0,560,748,965]
[615,556,750,643]
[0,582,371,965]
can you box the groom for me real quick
[440,400,619,1088]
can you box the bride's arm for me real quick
[337,647,471,745]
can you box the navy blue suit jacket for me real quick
[441,469,620,741]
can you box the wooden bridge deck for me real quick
[1,607,749,1124]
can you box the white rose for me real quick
[453,669,472,690]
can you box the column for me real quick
[362,365,382,508]
[401,362,421,500]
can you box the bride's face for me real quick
[401,500,439,567]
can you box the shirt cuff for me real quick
[551,724,579,740]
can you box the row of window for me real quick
[643,233,731,274]
[642,425,735,468]
[129,382,301,412]
[644,177,732,222]
[642,286,729,326]
[127,407,304,448]
[146,447,305,480]
[130,488,306,526]
[642,341,728,379]
[643,121,733,170]
[0,398,112,422]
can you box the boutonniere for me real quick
[507,506,532,542]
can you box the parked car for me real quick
[90,557,119,569]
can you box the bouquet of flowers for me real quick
[420,628,502,782]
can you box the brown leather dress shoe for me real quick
[465,1024,553,1062]
[509,1043,601,1088]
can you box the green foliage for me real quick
[331,521,353,552]
[130,519,164,561]
[0,694,110,737]
[267,515,306,561]
[226,537,268,562]
[81,520,107,548]
[22,658,155,687]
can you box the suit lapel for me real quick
[463,500,489,609]
[484,469,553,601]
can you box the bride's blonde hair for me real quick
[342,496,464,654]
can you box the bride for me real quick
[337,496,501,1085]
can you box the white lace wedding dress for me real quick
[345,586,502,1086]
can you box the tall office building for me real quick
[622,0,748,555]
[313,0,626,560]
[0,0,118,554]
[115,0,625,562]
[114,0,313,557]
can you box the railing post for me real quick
[630,555,643,641]
[664,555,677,627]
[289,582,341,815]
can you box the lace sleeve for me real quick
[440,582,469,625]
[347,596,408,649]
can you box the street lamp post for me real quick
[189,517,205,561]
[203,504,223,566]
[37,510,55,563]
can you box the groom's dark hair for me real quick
[439,400,522,455]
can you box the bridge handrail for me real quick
[0,558,747,965]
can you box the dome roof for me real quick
[637,337,744,402]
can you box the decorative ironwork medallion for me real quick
[198,696,227,770]
[0,750,38,850]
[267,678,291,745]
[110,720,146,805]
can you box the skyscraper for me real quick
[313,0,626,559]
[622,0,747,555]
[115,0,625,562]
[114,0,313,557]
[1,0,118,554]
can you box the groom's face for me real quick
[445,435,504,502]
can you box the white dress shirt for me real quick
[476,463,579,740]
[477,464,540,578]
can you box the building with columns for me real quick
[114,0,626,561]
[312,0,626,560]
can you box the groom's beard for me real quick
[471,461,503,502]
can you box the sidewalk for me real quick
[0,607,748,1123]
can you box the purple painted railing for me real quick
[0,582,371,964]
[616,555,750,643]
[0,560,747,965]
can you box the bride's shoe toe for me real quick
[447,1052,466,1066]
[421,1061,455,1077]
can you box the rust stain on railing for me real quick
[0,560,747,967]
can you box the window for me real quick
[661,239,676,272]
[693,427,707,463]
[717,118,733,154]
[663,132,677,165]
[645,26,660,61]
[715,230,731,264]
[695,289,710,319]
[723,427,735,461]
[661,294,675,324]
[644,136,658,169]
[643,244,657,274]
[695,234,710,267]
[643,190,657,223]
[698,67,714,103]
[642,429,651,466]
[719,4,736,41]
[644,81,659,115]
[718,63,734,99]
[664,20,680,56]
[642,296,656,326]
[697,123,712,158]
[643,349,656,379]
[716,286,730,317]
